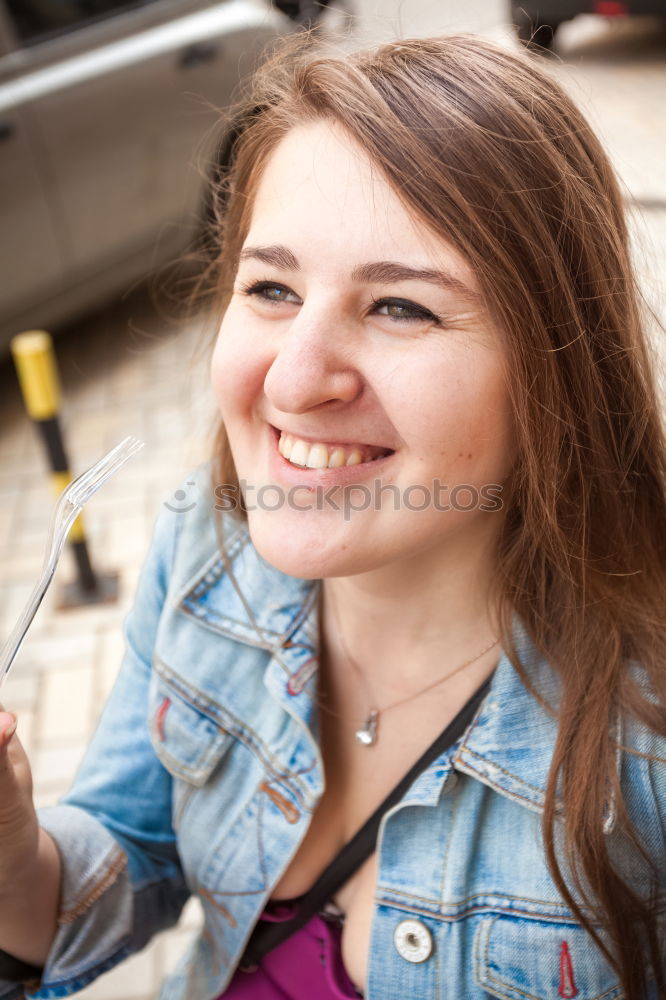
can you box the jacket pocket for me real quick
[474,914,623,1000]
[147,670,234,827]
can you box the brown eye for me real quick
[241,281,301,304]
[386,302,414,319]
[372,297,440,324]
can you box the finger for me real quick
[0,711,26,792]
[0,711,18,751]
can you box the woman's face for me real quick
[211,121,515,580]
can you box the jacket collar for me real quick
[176,516,618,833]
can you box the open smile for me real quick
[267,425,395,487]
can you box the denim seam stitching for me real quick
[455,746,549,799]
[151,658,318,805]
[176,562,317,655]
[373,897,604,924]
[175,607,279,650]
[453,754,567,818]
[480,914,541,1000]
[58,847,128,924]
[379,890,580,908]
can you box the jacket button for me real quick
[393,919,433,963]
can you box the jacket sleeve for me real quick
[0,502,191,999]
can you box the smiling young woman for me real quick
[205,30,666,1000]
[210,119,515,589]
[0,29,664,1000]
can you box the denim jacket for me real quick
[1,460,664,1000]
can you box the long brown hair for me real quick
[206,33,666,997]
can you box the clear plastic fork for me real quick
[0,435,144,688]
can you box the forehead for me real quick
[244,121,479,288]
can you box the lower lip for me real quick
[267,425,395,488]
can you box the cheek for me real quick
[394,352,513,474]
[210,312,270,420]
[458,373,515,478]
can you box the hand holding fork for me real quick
[0,435,144,688]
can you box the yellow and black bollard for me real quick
[10,331,118,608]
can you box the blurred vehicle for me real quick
[511,1,666,48]
[0,0,308,356]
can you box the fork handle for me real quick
[0,571,55,687]
[0,505,79,687]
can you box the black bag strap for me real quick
[239,673,492,970]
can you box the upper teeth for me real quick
[279,433,384,469]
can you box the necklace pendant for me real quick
[355,709,379,747]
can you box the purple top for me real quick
[219,897,364,999]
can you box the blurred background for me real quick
[0,1,664,996]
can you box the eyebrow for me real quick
[238,244,483,306]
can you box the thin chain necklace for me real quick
[324,587,500,748]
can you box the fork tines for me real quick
[69,435,145,508]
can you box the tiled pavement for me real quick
[0,11,664,1000]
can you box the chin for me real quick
[246,509,374,581]
[247,510,333,580]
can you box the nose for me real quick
[263,304,363,414]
